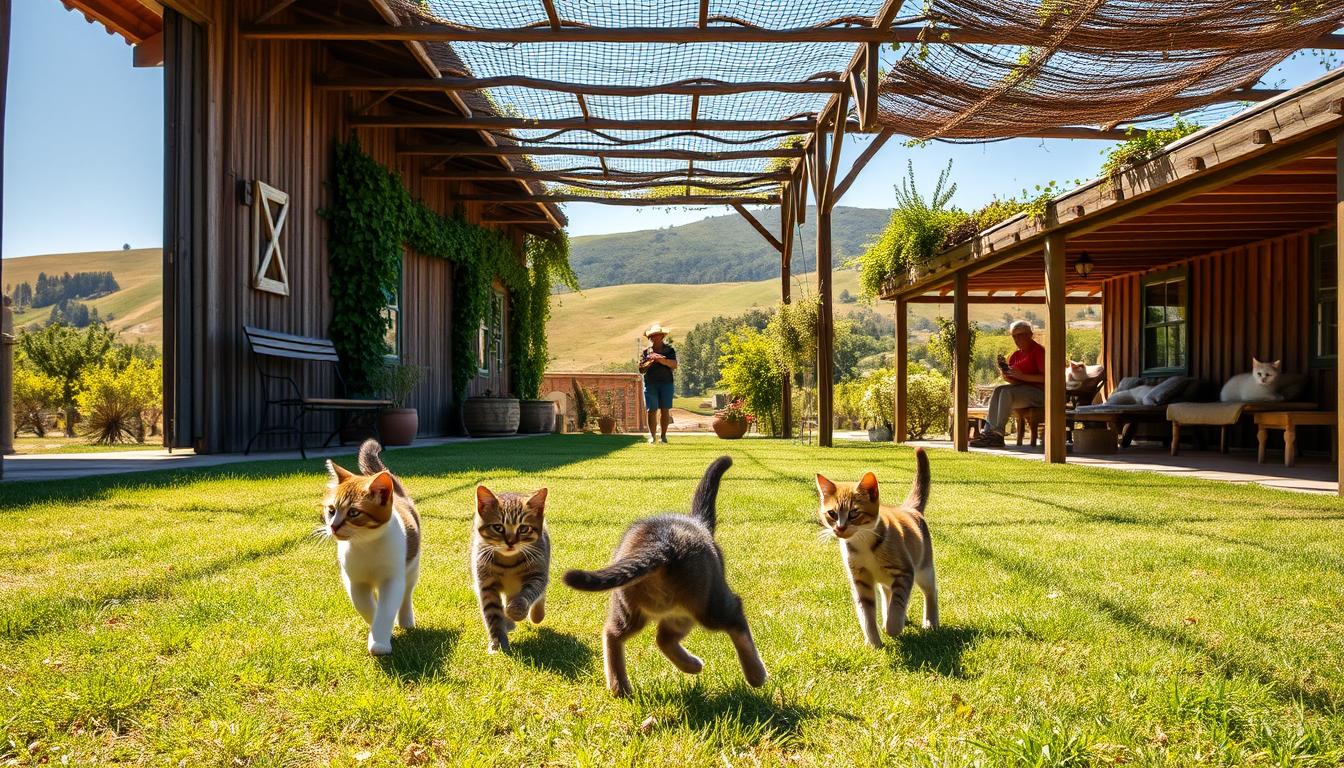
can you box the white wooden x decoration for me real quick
[253,180,291,296]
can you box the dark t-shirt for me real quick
[641,344,677,385]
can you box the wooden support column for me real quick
[1044,233,1068,463]
[0,0,9,480]
[1336,130,1343,495]
[781,193,794,439]
[953,272,970,452]
[895,298,908,443]
[816,196,835,446]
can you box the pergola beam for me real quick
[399,143,804,160]
[421,168,790,182]
[454,193,781,205]
[833,129,895,204]
[732,203,784,253]
[318,75,845,97]
[354,114,823,132]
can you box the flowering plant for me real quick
[715,398,755,425]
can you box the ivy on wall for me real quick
[324,136,574,403]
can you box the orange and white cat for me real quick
[323,440,421,655]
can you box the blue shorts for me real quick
[644,380,674,411]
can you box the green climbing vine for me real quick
[324,136,574,404]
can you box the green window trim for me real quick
[1309,229,1338,369]
[1140,267,1189,376]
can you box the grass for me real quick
[673,395,719,415]
[12,434,163,455]
[2,435,1342,766]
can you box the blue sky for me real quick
[1,3,1337,258]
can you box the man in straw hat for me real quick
[639,322,678,444]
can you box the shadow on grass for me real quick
[891,625,986,678]
[643,680,821,740]
[510,626,594,680]
[375,626,461,682]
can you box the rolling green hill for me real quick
[4,248,162,345]
[568,206,891,288]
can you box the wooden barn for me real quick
[882,69,1344,492]
[7,0,567,454]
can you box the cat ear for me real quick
[1252,356,1262,366]
[858,472,879,503]
[326,460,353,487]
[476,485,499,514]
[366,471,394,507]
[815,474,837,497]
[526,488,548,516]
[1272,359,1281,370]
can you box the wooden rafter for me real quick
[833,129,894,204]
[732,203,784,253]
[317,75,845,96]
[428,175,776,193]
[399,143,804,160]
[420,168,789,182]
[352,114,823,132]
[452,193,781,205]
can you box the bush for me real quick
[716,327,783,436]
[856,160,969,297]
[906,367,952,440]
[859,368,898,432]
[76,358,160,444]
[12,362,61,437]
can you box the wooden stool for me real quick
[1013,406,1045,447]
[1254,411,1337,467]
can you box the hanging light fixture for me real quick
[1075,252,1094,277]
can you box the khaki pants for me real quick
[986,383,1044,434]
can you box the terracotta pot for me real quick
[597,415,617,435]
[463,397,520,437]
[378,408,418,446]
[518,400,557,434]
[713,417,749,439]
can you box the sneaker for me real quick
[969,431,1005,448]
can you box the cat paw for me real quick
[505,599,530,622]
[488,637,510,654]
[609,680,634,698]
[368,639,393,656]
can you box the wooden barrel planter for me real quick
[463,397,520,437]
[518,400,556,434]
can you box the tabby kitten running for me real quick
[563,456,767,697]
[323,440,421,656]
[815,448,937,648]
[471,485,550,653]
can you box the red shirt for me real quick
[1008,340,1047,389]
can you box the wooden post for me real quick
[0,0,10,479]
[953,272,970,452]
[1044,233,1068,463]
[1336,130,1343,495]
[895,297,908,443]
[781,194,793,439]
[816,195,834,447]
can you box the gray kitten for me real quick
[563,456,767,697]
[471,485,549,653]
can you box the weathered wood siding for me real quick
[1102,226,1334,409]
[180,0,526,451]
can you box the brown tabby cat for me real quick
[563,456,767,697]
[472,485,550,653]
[815,448,936,648]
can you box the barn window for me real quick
[1310,230,1338,368]
[382,261,402,361]
[477,290,504,376]
[1140,268,1188,375]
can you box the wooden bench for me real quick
[243,325,393,458]
[1254,410,1338,467]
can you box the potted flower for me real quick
[376,362,425,446]
[596,390,619,435]
[713,398,753,439]
[463,389,521,437]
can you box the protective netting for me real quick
[877,0,1344,140]
[388,0,1343,197]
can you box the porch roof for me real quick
[61,0,162,46]
[882,66,1344,300]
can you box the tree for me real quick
[716,327,783,435]
[679,308,772,395]
[20,323,115,436]
[11,359,62,437]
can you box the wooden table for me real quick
[1254,411,1337,467]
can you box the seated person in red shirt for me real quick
[970,320,1046,448]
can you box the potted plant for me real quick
[463,389,521,437]
[596,390,619,435]
[377,362,425,446]
[518,397,557,434]
[712,398,753,439]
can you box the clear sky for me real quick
[1,4,1337,258]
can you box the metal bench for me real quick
[243,325,392,458]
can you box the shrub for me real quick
[859,368,898,432]
[906,367,952,440]
[77,357,160,444]
[1100,116,1202,180]
[12,361,61,437]
[857,160,969,297]
[716,327,783,436]
[765,298,817,381]
[19,323,115,436]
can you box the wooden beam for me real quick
[907,294,1100,304]
[1336,129,1343,496]
[445,176,775,193]
[318,75,845,97]
[353,114,819,132]
[453,193,780,206]
[732,203,783,253]
[953,270,969,452]
[422,167,789,183]
[400,143,804,161]
[861,41,879,132]
[1043,233,1067,463]
[254,0,302,23]
[822,91,849,210]
[817,191,835,447]
[895,298,908,443]
[834,129,894,204]
[247,24,1344,49]
[133,30,163,67]
[780,191,793,440]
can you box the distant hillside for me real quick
[3,248,162,345]
[568,206,890,288]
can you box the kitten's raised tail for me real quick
[563,547,671,591]
[902,448,931,513]
[358,439,387,475]
[690,455,733,533]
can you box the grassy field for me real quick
[4,248,162,345]
[547,270,1054,371]
[2,436,1342,766]
[11,434,163,455]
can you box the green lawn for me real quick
[12,434,163,455]
[3,436,1342,766]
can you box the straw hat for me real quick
[644,322,670,338]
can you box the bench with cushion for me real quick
[243,325,393,458]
